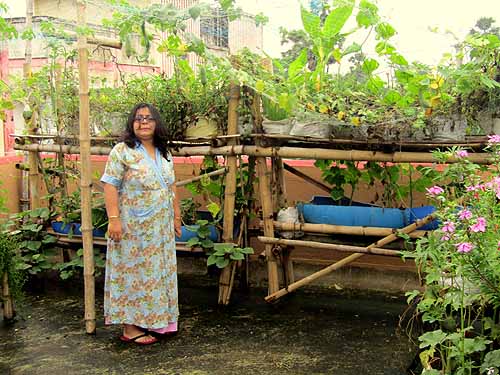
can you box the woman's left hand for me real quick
[175,218,182,238]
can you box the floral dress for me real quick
[100,142,178,330]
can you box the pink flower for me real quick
[442,221,456,233]
[456,149,469,158]
[441,235,451,241]
[456,242,474,253]
[469,217,487,233]
[497,241,500,251]
[426,186,444,196]
[488,134,500,144]
[466,184,485,192]
[458,209,473,220]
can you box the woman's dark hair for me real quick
[121,103,170,160]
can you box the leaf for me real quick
[255,79,265,93]
[207,254,218,266]
[481,350,500,372]
[356,0,379,27]
[230,253,245,261]
[206,202,220,219]
[383,89,401,105]
[288,49,308,80]
[389,53,408,66]
[375,22,396,39]
[186,237,200,248]
[362,58,379,75]
[301,6,321,39]
[419,329,447,349]
[26,240,42,251]
[342,42,362,56]
[240,247,254,254]
[322,1,354,38]
[216,257,230,268]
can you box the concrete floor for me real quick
[0,274,418,375]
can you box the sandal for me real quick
[119,332,158,345]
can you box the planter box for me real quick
[176,224,219,242]
[51,221,107,238]
[298,196,437,230]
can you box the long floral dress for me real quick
[100,142,178,330]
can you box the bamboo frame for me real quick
[77,1,95,334]
[264,214,435,302]
[268,221,427,238]
[14,143,493,164]
[218,83,240,305]
[258,236,402,256]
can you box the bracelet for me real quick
[109,215,120,219]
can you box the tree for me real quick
[469,17,500,37]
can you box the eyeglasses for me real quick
[134,115,155,123]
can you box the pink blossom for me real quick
[456,149,469,158]
[488,134,500,144]
[458,209,473,220]
[442,221,456,233]
[466,184,485,192]
[469,217,487,233]
[456,242,474,253]
[441,235,451,241]
[426,186,444,196]
[497,241,500,251]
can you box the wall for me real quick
[0,156,22,218]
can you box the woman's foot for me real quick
[121,324,157,345]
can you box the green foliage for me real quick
[54,248,105,280]
[402,141,500,373]
[206,243,253,269]
[0,232,26,301]
[8,208,58,276]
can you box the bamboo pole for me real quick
[268,221,427,238]
[218,83,240,305]
[13,143,493,164]
[271,158,288,211]
[176,168,226,187]
[252,94,280,295]
[2,272,14,320]
[77,1,95,334]
[283,163,332,194]
[264,214,435,302]
[258,236,402,256]
[24,0,40,210]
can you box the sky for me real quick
[4,0,500,66]
[236,0,500,66]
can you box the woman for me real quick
[101,103,182,345]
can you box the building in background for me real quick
[0,0,263,155]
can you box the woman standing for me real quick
[101,103,182,345]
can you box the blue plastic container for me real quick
[404,206,438,230]
[298,204,406,228]
[51,221,107,238]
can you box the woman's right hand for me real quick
[107,217,122,242]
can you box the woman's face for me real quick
[133,107,156,142]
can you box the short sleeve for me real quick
[100,143,126,187]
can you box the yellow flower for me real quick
[337,111,346,121]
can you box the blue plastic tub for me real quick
[404,206,438,230]
[298,204,406,228]
[51,221,107,238]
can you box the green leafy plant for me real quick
[403,140,500,374]
[54,248,105,280]
[9,207,58,276]
[206,242,253,269]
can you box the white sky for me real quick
[5,0,500,66]
[236,0,500,66]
